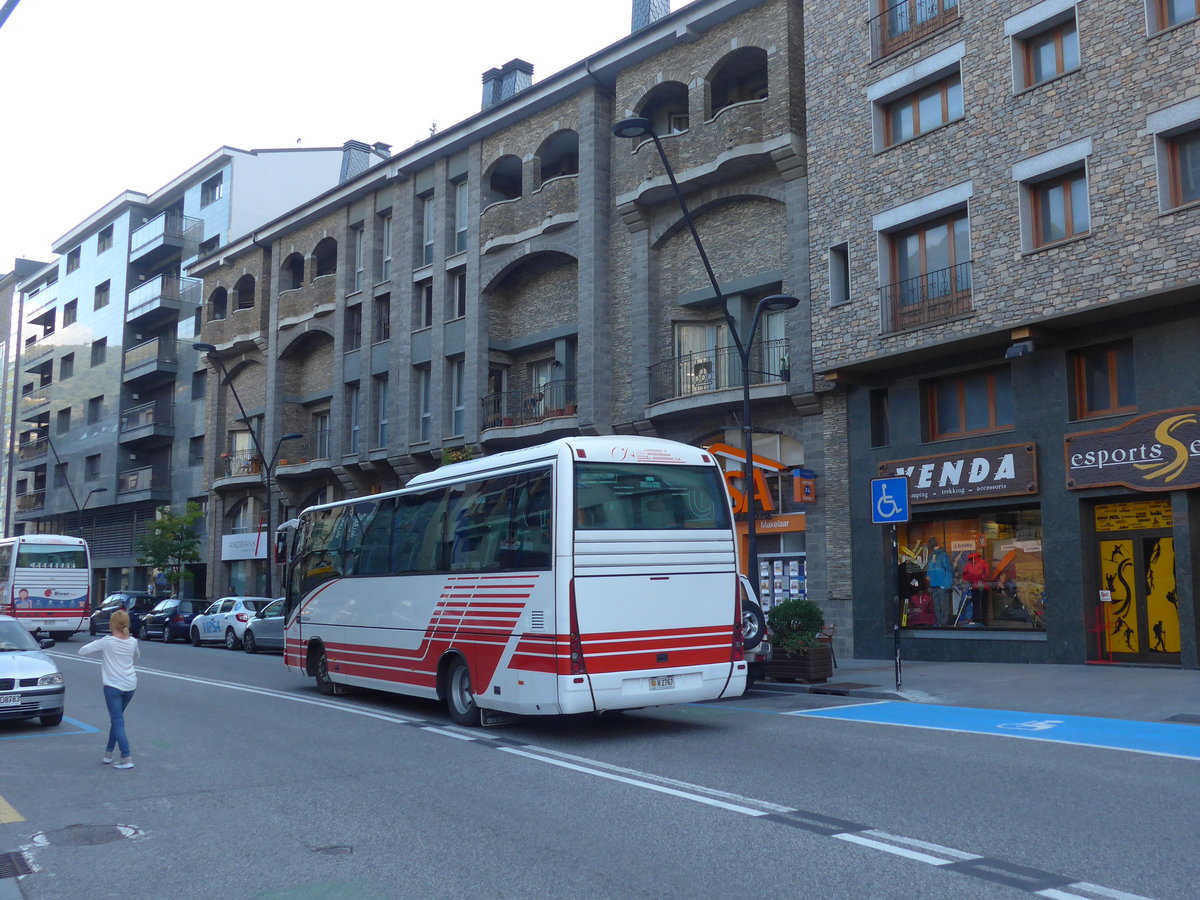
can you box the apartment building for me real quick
[807,0,1200,666]
[1,259,46,531]
[191,0,833,640]
[7,144,383,601]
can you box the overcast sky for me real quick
[0,0,679,270]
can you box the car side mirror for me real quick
[39,638,55,649]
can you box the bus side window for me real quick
[511,470,551,568]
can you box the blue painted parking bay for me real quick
[793,702,1200,760]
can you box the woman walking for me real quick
[78,609,140,769]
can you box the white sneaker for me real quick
[102,754,113,764]
[114,759,134,769]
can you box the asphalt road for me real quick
[0,634,1194,900]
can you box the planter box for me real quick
[762,646,833,683]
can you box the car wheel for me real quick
[40,710,64,727]
[444,656,481,727]
[742,596,766,651]
[191,627,202,647]
[224,628,241,651]
[243,629,258,654]
[160,626,171,643]
[89,622,96,636]
[314,647,337,696]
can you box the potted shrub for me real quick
[763,596,832,683]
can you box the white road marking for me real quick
[834,832,955,865]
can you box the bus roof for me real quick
[1,534,87,546]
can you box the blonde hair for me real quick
[109,609,131,635]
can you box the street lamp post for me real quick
[194,342,301,597]
[611,117,800,588]
[79,487,107,606]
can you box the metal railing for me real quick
[880,261,973,333]
[276,430,331,466]
[127,274,202,318]
[870,0,960,60]
[481,379,577,428]
[16,490,46,512]
[219,451,262,478]
[119,400,175,432]
[17,437,48,462]
[123,337,179,373]
[649,339,788,404]
[130,211,203,253]
[117,466,170,494]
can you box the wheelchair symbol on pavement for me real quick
[998,720,1064,732]
[871,476,910,524]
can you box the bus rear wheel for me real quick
[445,658,481,727]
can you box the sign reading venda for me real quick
[1066,408,1200,491]
[878,444,1037,504]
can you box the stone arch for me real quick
[650,185,787,249]
[706,46,769,118]
[536,130,579,184]
[233,273,256,310]
[313,237,338,280]
[281,252,305,290]
[484,154,523,205]
[208,286,228,322]
[634,81,691,135]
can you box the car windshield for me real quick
[0,620,41,651]
[151,600,175,613]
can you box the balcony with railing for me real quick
[19,385,50,418]
[870,0,960,61]
[880,261,973,333]
[649,339,788,405]
[127,274,202,326]
[481,379,578,430]
[15,490,46,513]
[119,400,175,446]
[116,465,170,498]
[479,176,579,254]
[17,436,48,465]
[123,337,179,385]
[213,451,263,490]
[275,430,334,477]
[202,302,267,351]
[278,276,337,325]
[22,337,54,366]
[130,211,203,264]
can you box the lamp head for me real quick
[760,294,800,312]
[280,432,304,442]
[192,342,217,353]
[612,117,655,140]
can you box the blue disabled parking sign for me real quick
[871,476,910,524]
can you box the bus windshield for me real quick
[15,544,88,569]
[574,463,731,531]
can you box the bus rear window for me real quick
[15,545,87,569]
[574,463,731,531]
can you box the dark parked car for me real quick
[89,592,157,637]
[140,599,209,643]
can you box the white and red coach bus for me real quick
[0,534,91,638]
[279,436,747,725]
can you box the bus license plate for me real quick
[0,694,19,706]
[648,676,674,691]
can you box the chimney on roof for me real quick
[482,59,534,110]
[632,0,670,32]
[340,140,374,183]
[372,142,392,157]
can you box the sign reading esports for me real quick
[878,444,1038,504]
[1066,408,1200,492]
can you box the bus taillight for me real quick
[731,586,744,662]
[568,579,587,675]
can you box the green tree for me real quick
[135,502,203,596]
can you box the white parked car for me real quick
[0,615,65,727]
[242,598,286,654]
[190,597,273,650]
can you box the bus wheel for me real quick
[445,658,481,727]
[315,648,337,696]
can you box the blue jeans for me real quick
[103,685,135,758]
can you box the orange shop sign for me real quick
[707,442,788,515]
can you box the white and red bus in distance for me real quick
[278,436,747,725]
[0,535,91,638]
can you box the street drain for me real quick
[32,824,142,847]
[312,846,353,856]
[0,850,32,878]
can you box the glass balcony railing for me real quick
[130,211,203,254]
[117,466,170,495]
[127,274,202,319]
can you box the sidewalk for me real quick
[771,657,1200,725]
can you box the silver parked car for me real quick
[242,598,285,653]
[0,615,65,727]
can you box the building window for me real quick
[60,353,74,381]
[421,194,435,266]
[829,243,850,306]
[415,366,432,442]
[449,358,465,436]
[97,225,113,253]
[1151,0,1198,32]
[869,388,890,448]
[189,435,204,467]
[85,454,101,482]
[87,395,105,425]
[926,367,1012,440]
[873,0,959,59]
[66,247,81,273]
[312,411,330,458]
[450,270,467,319]
[345,382,360,454]
[1020,16,1079,90]
[56,407,72,435]
[1072,342,1135,419]
[373,293,391,343]
[94,280,110,310]
[54,463,68,488]
[884,211,972,331]
[352,225,365,293]
[344,303,362,352]
[372,374,389,447]
[1167,127,1200,208]
[885,72,963,147]
[454,181,469,254]
[1031,169,1089,247]
[198,235,219,257]
[201,173,223,207]
[379,211,393,281]
[191,370,206,401]
[63,299,77,326]
[416,280,433,329]
[91,338,107,367]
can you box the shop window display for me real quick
[897,508,1044,629]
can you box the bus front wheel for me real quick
[445,657,481,727]
[314,647,337,696]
